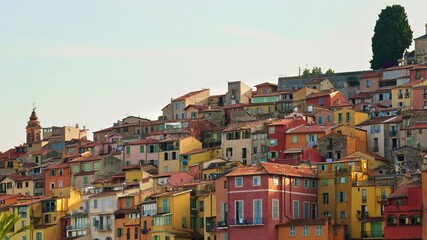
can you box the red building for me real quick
[410,65,427,81]
[266,117,307,161]
[384,179,422,240]
[412,81,427,110]
[44,162,71,196]
[305,90,351,109]
[218,162,317,240]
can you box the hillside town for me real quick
[1,24,427,240]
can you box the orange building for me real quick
[44,162,71,197]
[0,194,21,208]
[276,218,344,240]
[115,194,142,240]
[285,124,334,149]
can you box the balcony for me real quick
[377,196,387,203]
[389,130,397,137]
[361,230,383,238]
[372,147,379,152]
[157,207,170,214]
[206,222,216,232]
[216,221,228,228]
[230,218,264,226]
[95,224,112,231]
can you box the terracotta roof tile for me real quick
[5,174,32,182]
[226,162,316,178]
[286,124,334,134]
[388,179,421,198]
[173,89,209,101]
[402,122,427,130]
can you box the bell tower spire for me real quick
[26,106,42,145]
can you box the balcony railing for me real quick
[372,147,379,152]
[95,224,112,231]
[377,196,387,203]
[361,230,383,238]
[230,218,264,226]
[206,222,216,232]
[216,221,228,228]
[157,207,170,214]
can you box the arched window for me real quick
[387,215,397,226]
[399,214,409,226]
[411,214,421,226]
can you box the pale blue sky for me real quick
[1,1,426,151]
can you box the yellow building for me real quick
[158,137,202,174]
[180,147,222,172]
[391,81,420,109]
[317,159,368,237]
[243,102,276,116]
[151,190,193,240]
[350,177,394,239]
[292,87,321,112]
[0,174,34,196]
[202,193,216,240]
[334,109,369,126]
[344,151,388,170]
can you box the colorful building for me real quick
[276,217,345,240]
[285,124,334,150]
[222,162,317,240]
[158,136,202,174]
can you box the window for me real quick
[58,181,62,188]
[253,176,260,186]
[304,179,309,188]
[322,193,329,204]
[253,199,262,224]
[338,113,343,123]
[346,112,350,123]
[303,226,309,236]
[316,225,323,236]
[340,211,346,219]
[292,135,297,143]
[290,226,296,236]
[318,116,323,124]
[365,79,371,88]
[93,162,100,171]
[83,176,88,184]
[126,146,130,154]
[50,169,55,176]
[17,182,22,189]
[319,98,324,106]
[327,114,331,122]
[182,217,187,228]
[362,189,367,203]
[338,176,347,184]
[50,182,55,190]
[322,179,328,186]
[272,199,279,220]
[312,203,317,219]
[338,192,346,202]
[226,148,233,158]
[293,201,299,219]
[116,228,123,237]
[273,175,279,186]
[93,199,98,208]
[72,165,79,173]
[58,169,63,176]
[36,233,42,240]
[293,178,299,187]
[303,202,309,219]
[319,164,326,171]
[268,127,275,134]
[235,200,244,224]
[83,163,90,172]
[235,177,243,187]
[253,146,257,154]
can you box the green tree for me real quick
[302,68,311,77]
[325,68,335,75]
[370,5,413,69]
[311,67,322,76]
[0,212,31,239]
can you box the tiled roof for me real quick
[360,70,382,78]
[173,89,209,101]
[226,162,316,178]
[356,116,395,126]
[124,139,159,146]
[45,162,70,169]
[182,149,210,155]
[384,64,415,71]
[11,196,51,207]
[70,156,101,163]
[388,179,421,198]
[0,148,25,160]
[393,81,420,88]
[349,92,372,99]
[402,122,427,130]
[0,194,21,201]
[286,124,334,134]
[276,218,328,226]
[5,174,32,182]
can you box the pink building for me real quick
[123,139,159,166]
[151,171,195,186]
[217,162,317,240]
[305,90,350,109]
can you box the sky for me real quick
[1,1,426,151]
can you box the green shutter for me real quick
[126,146,130,154]
[140,145,144,153]
[154,145,159,152]
[293,135,298,143]
[314,135,317,141]
[306,135,309,142]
